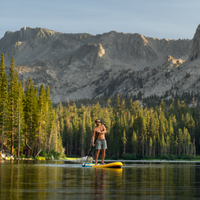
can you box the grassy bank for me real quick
[16,150,67,160]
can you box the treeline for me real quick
[59,90,199,111]
[56,95,200,159]
[1,53,200,160]
[0,53,63,157]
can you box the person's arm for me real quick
[92,128,96,146]
[101,125,107,134]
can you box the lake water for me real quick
[0,160,200,200]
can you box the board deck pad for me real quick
[82,162,123,168]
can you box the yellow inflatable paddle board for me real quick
[82,162,123,168]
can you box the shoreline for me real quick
[62,158,200,163]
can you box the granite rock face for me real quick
[1,26,200,102]
[189,25,200,61]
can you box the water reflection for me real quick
[91,168,123,200]
[92,168,105,199]
[0,161,200,199]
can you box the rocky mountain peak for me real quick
[0,26,197,102]
[189,24,200,61]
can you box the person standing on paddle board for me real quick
[92,119,107,165]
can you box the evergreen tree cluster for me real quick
[0,54,63,156]
[1,53,200,160]
[57,94,200,159]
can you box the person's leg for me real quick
[101,140,107,164]
[95,150,100,165]
[101,149,105,164]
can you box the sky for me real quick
[0,0,200,40]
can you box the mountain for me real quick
[0,26,198,103]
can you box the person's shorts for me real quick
[96,139,107,150]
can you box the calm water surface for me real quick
[0,160,200,200]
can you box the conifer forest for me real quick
[1,53,200,159]
[0,53,63,157]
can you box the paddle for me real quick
[87,132,100,160]
[80,131,100,166]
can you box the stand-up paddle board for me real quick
[82,162,123,168]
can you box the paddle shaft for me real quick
[87,132,100,160]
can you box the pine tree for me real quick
[122,128,127,154]
[24,79,39,153]
[152,135,156,156]
[80,111,86,157]
[8,57,18,155]
[104,109,111,134]
[168,117,174,154]
[55,113,59,152]
[116,94,121,114]
[17,82,25,157]
[58,102,64,139]
[38,84,47,151]
[46,86,54,154]
[72,107,79,155]
[0,53,8,150]
[68,121,73,155]
[183,127,191,156]
[132,131,137,155]
[160,134,165,155]
[178,129,183,156]
[149,137,153,156]
[129,97,133,115]
[47,110,55,154]
[135,110,147,156]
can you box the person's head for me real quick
[95,119,101,126]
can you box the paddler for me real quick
[92,119,107,165]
